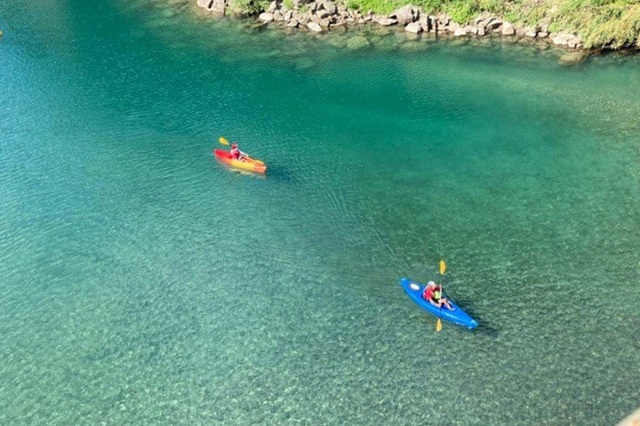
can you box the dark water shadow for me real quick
[449,296,499,338]
[262,161,301,184]
[473,322,499,338]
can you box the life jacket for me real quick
[424,285,436,301]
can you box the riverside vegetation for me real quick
[196,0,640,51]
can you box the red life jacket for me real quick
[424,285,442,301]
[423,286,436,301]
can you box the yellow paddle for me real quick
[436,260,447,332]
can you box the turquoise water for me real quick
[1,1,639,424]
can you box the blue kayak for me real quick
[400,278,478,329]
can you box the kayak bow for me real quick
[213,149,266,174]
[400,278,478,329]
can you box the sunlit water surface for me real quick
[1,1,639,424]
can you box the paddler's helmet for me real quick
[427,281,436,286]
[231,143,238,149]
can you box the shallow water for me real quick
[1,1,639,424]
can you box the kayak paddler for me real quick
[230,143,242,160]
[230,143,247,161]
[423,281,452,310]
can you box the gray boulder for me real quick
[391,5,417,25]
[428,15,438,32]
[405,22,423,34]
[259,12,274,22]
[319,1,337,15]
[501,22,515,36]
[318,17,332,28]
[486,18,502,30]
[436,13,450,26]
[376,17,398,26]
[447,21,461,33]
[197,0,212,9]
[552,32,581,48]
[307,21,323,32]
[453,27,467,36]
[210,0,225,13]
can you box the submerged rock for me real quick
[376,17,398,26]
[295,57,316,70]
[326,35,348,48]
[558,51,589,65]
[346,35,371,49]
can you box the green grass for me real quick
[282,0,294,10]
[550,1,640,48]
[504,0,640,48]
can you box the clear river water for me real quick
[1,1,639,424]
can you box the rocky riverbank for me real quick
[196,0,600,52]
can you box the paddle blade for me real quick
[439,260,447,275]
[436,318,443,332]
[219,136,229,145]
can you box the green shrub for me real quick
[228,0,269,15]
[345,0,362,10]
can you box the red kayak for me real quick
[213,149,267,174]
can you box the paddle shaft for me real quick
[436,260,447,331]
